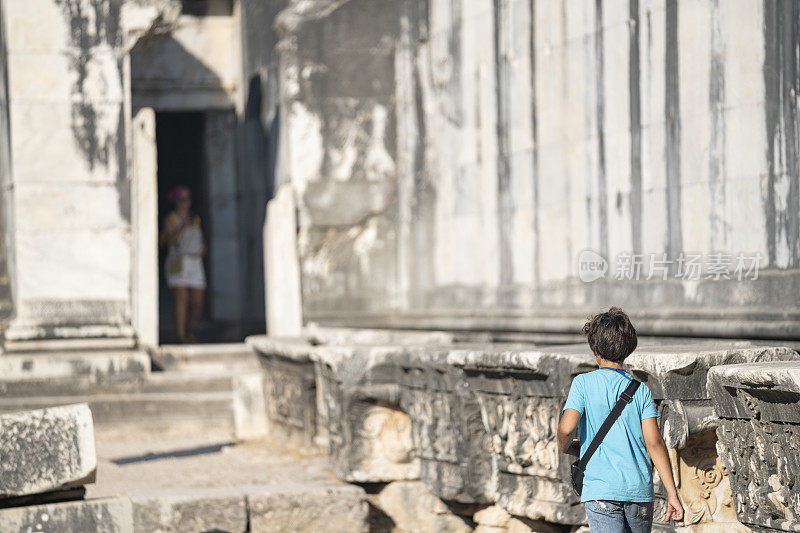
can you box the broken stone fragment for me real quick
[312,344,420,482]
[709,361,800,531]
[247,335,319,447]
[473,505,564,533]
[375,481,472,533]
[0,403,97,498]
[624,341,798,400]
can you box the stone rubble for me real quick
[374,481,472,533]
[246,335,320,447]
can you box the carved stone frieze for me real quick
[313,344,420,482]
[709,362,800,532]
[668,430,744,530]
[451,344,596,525]
[628,344,799,532]
[247,336,319,447]
[397,346,495,504]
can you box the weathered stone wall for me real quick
[0,0,179,342]
[274,0,402,314]
[262,0,800,339]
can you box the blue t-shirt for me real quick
[562,368,660,502]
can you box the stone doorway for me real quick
[154,109,242,344]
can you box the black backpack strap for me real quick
[576,378,641,471]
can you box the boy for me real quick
[557,307,684,532]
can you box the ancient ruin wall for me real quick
[0,0,180,342]
[267,0,800,337]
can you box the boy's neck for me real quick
[595,355,623,369]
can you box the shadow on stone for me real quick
[110,441,236,465]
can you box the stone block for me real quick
[0,497,132,533]
[247,335,319,447]
[265,185,303,337]
[0,403,97,498]
[129,487,247,533]
[153,343,260,373]
[709,362,800,532]
[451,344,596,524]
[314,344,420,482]
[247,482,368,533]
[233,372,269,440]
[375,481,471,533]
[397,345,495,504]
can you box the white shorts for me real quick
[166,254,206,289]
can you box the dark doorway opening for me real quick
[156,111,210,343]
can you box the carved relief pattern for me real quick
[264,369,307,429]
[675,430,737,526]
[717,416,800,531]
[337,400,420,482]
[479,394,560,476]
[405,391,459,462]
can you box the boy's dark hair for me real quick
[582,307,638,363]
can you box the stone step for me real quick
[0,350,151,381]
[0,371,241,397]
[0,483,369,533]
[153,343,260,373]
[0,392,236,442]
[1,337,137,353]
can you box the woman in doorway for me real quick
[160,185,206,343]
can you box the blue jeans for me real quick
[584,500,654,532]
